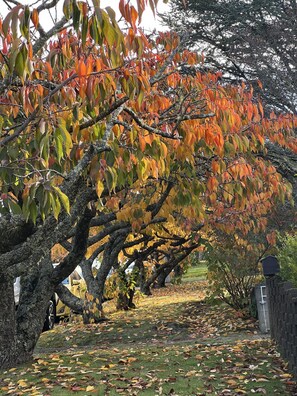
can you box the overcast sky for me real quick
[0,0,170,32]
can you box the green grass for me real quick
[0,340,292,395]
[182,262,208,282]
[1,281,295,395]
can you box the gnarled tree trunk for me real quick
[0,275,18,368]
[0,206,93,369]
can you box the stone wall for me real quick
[266,276,297,379]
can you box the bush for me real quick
[206,240,262,314]
[277,233,297,286]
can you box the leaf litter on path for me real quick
[1,281,296,395]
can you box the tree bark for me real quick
[141,250,194,295]
[0,274,18,368]
[156,267,171,288]
[55,283,84,314]
[0,207,94,370]
[80,228,130,323]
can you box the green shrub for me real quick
[277,233,297,286]
[206,240,262,314]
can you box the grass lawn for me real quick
[182,263,208,282]
[1,281,296,395]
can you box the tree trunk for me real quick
[154,264,173,288]
[55,283,84,314]
[0,275,18,368]
[0,261,55,369]
[141,251,193,295]
[140,281,152,296]
[138,261,146,290]
[81,229,129,322]
[156,270,168,288]
[17,258,56,359]
[0,207,94,369]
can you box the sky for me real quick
[0,0,170,32]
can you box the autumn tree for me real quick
[163,0,297,202]
[0,0,165,368]
[162,0,297,267]
[0,0,296,370]
[163,0,297,113]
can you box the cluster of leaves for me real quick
[0,0,296,226]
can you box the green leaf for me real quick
[81,15,88,47]
[29,201,38,224]
[40,134,49,165]
[41,190,51,220]
[63,0,72,20]
[53,186,70,213]
[20,5,30,40]
[8,200,22,215]
[105,151,115,167]
[105,6,116,23]
[105,167,114,192]
[54,128,64,163]
[22,195,31,221]
[101,10,117,48]
[58,118,73,155]
[2,11,12,36]
[224,141,235,156]
[92,0,102,24]
[50,191,61,220]
[90,15,99,42]
[14,47,26,78]
[72,0,81,31]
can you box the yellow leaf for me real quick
[96,180,104,198]
[127,357,137,363]
[226,379,237,386]
[86,385,95,392]
[37,359,49,365]
[160,141,168,157]
[280,373,292,378]
[17,379,28,387]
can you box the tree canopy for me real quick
[0,0,296,369]
[163,0,297,113]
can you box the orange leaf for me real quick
[139,134,146,152]
[77,60,87,77]
[119,0,127,19]
[211,160,219,174]
[130,6,138,31]
[31,9,39,28]
[45,62,52,80]
[207,176,218,192]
